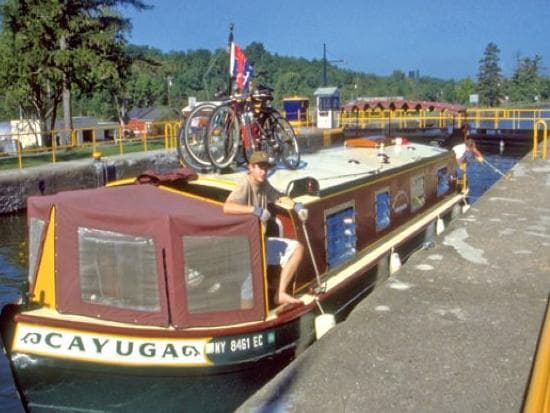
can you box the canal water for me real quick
[0,146,527,412]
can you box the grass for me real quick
[0,139,169,171]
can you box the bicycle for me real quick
[177,101,220,169]
[205,84,301,170]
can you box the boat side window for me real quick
[410,174,426,212]
[28,217,46,285]
[437,167,450,196]
[78,228,160,311]
[183,235,252,313]
[375,189,391,232]
[324,201,357,269]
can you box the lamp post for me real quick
[166,75,174,108]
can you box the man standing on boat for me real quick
[224,151,307,306]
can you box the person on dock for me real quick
[224,151,308,307]
[454,124,484,165]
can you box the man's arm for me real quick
[277,196,309,222]
[223,201,255,215]
[275,196,296,209]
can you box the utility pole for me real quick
[322,43,343,87]
[60,34,72,146]
[227,23,234,96]
[323,43,327,87]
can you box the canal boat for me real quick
[0,140,467,409]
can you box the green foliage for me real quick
[507,55,544,103]
[454,78,476,105]
[1,5,549,130]
[477,42,503,106]
[0,0,150,132]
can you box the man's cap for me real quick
[249,151,269,165]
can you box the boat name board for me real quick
[14,323,209,366]
[13,323,277,367]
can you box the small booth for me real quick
[314,87,340,129]
[282,96,310,127]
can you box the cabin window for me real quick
[410,174,426,212]
[375,189,391,232]
[78,228,160,311]
[183,235,252,313]
[437,167,450,196]
[28,217,46,284]
[325,202,357,269]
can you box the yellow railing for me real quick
[523,297,550,413]
[339,109,461,130]
[532,120,548,161]
[1,120,181,169]
[282,109,315,129]
[164,121,180,150]
[339,107,550,132]
[466,108,550,130]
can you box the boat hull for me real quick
[1,264,378,411]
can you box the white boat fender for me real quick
[314,299,335,340]
[389,248,402,274]
[462,199,471,214]
[436,215,445,235]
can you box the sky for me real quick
[121,0,549,80]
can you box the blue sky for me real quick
[122,0,549,80]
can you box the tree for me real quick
[0,0,149,145]
[454,77,477,105]
[477,42,503,106]
[508,55,543,102]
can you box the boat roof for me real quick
[190,141,451,199]
[28,183,230,222]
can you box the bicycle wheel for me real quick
[270,113,300,169]
[206,104,240,169]
[179,103,217,167]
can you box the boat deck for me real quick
[192,142,450,197]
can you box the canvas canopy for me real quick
[27,184,265,328]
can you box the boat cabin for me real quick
[25,142,460,331]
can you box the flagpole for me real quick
[227,23,234,96]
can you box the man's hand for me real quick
[294,202,309,222]
[254,207,271,224]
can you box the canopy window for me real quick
[183,235,253,314]
[78,227,160,312]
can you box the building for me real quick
[0,116,119,151]
[125,107,179,137]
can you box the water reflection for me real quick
[0,213,27,305]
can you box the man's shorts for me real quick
[241,238,299,302]
[266,237,299,267]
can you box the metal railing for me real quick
[0,121,181,170]
[334,106,550,132]
[532,120,548,161]
[467,108,550,130]
[339,109,461,130]
[523,297,550,413]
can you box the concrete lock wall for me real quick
[0,150,179,214]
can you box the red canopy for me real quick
[27,184,265,328]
